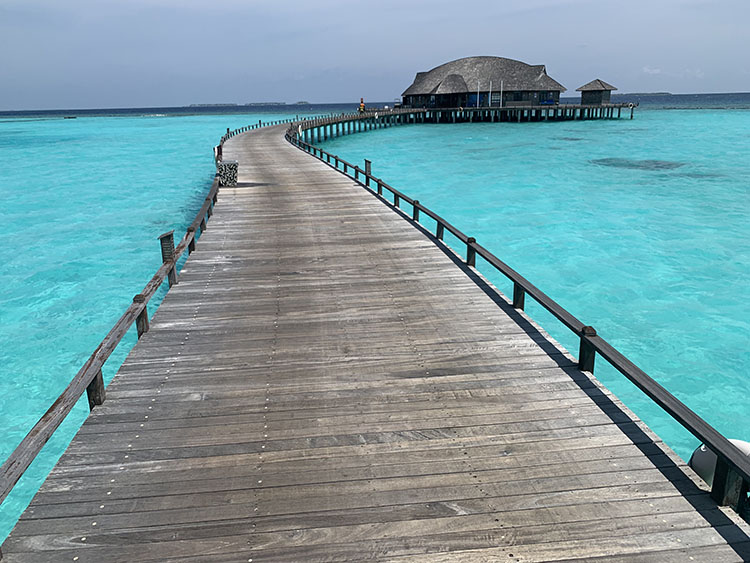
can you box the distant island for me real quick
[620,92,672,96]
[188,101,311,107]
[188,103,240,107]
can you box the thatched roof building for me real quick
[577,79,617,105]
[402,56,566,108]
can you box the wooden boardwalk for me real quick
[3,125,749,561]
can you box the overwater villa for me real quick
[401,55,567,108]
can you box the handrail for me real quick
[282,112,750,519]
[0,126,235,508]
[218,113,351,146]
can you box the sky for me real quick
[1,0,748,110]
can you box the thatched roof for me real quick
[402,56,567,96]
[576,79,617,92]
[435,74,468,94]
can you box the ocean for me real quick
[0,95,748,540]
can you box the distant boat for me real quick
[64,116,77,119]
[295,101,310,105]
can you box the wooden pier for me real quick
[290,104,635,146]
[2,118,750,561]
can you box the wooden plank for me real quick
[28,452,678,510]
[9,480,705,537]
[37,442,665,494]
[5,519,748,563]
[40,430,656,485]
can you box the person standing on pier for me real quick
[359,97,366,113]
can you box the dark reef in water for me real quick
[671,171,724,179]
[591,158,686,171]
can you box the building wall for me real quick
[581,91,611,105]
[403,90,560,108]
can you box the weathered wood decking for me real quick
[3,125,749,561]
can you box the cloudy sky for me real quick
[1,0,748,110]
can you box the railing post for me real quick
[354,168,359,182]
[158,230,177,287]
[578,326,597,372]
[413,200,420,222]
[86,368,106,411]
[711,457,749,515]
[206,197,213,219]
[364,159,371,187]
[394,194,400,208]
[436,222,445,240]
[134,294,150,338]
[512,282,525,309]
[466,237,476,267]
[200,214,207,233]
[377,179,383,196]
[187,226,196,254]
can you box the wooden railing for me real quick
[0,119,287,516]
[215,113,348,162]
[221,117,298,144]
[219,112,349,145]
[283,114,750,520]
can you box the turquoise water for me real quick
[320,109,750,463]
[0,110,307,541]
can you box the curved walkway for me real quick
[2,125,749,561]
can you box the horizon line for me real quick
[2,91,750,113]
